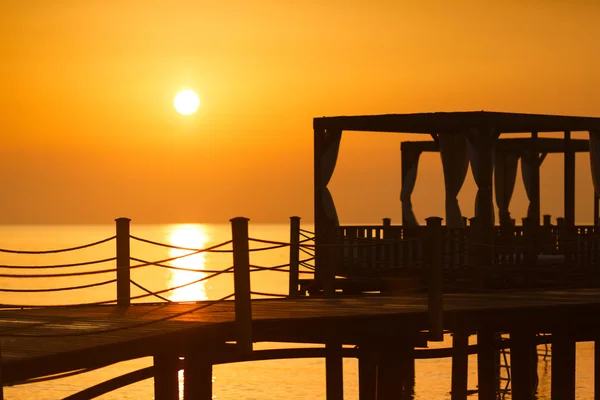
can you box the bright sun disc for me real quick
[174,90,200,115]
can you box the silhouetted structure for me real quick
[312,111,600,295]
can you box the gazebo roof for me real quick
[401,137,590,153]
[313,111,600,134]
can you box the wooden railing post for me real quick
[382,218,392,269]
[0,342,4,400]
[426,216,444,341]
[289,216,301,297]
[230,217,253,353]
[115,217,131,306]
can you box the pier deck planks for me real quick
[2,289,600,383]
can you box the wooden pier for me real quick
[3,289,600,399]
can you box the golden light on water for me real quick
[167,225,209,302]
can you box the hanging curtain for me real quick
[521,150,547,220]
[520,150,535,220]
[439,133,470,228]
[400,148,421,227]
[494,152,519,226]
[467,128,498,227]
[589,131,600,198]
[320,129,342,228]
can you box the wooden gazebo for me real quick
[312,111,600,294]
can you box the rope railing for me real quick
[299,247,314,257]
[0,298,118,309]
[0,279,117,293]
[131,257,234,274]
[250,291,288,298]
[0,293,235,337]
[299,228,314,235]
[0,236,116,254]
[128,267,235,302]
[0,257,116,270]
[299,233,315,242]
[129,236,233,253]
[130,280,172,303]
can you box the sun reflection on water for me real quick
[167,225,209,302]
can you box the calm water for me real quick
[0,224,595,399]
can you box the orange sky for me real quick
[1,1,600,224]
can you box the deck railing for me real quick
[334,220,600,290]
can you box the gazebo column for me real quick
[530,132,541,227]
[564,130,575,226]
[313,127,342,296]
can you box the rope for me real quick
[299,232,315,241]
[131,257,234,274]
[0,279,117,293]
[248,237,314,246]
[300,262,315,270]
[250,291,288,298]
[299,228,315,235]
[0,257,116,270]
[0,236,116,254]
[0,298,117,309]
[128,267,234,301]
[250,264,289,272]
[131,280,172,302]
[300,239,421,249]
[250,243,290,251]
[299,247,314,257]
[129,236,233,253]
[0,293,234,337]
[0,268,119,279]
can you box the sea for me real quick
[0,223,595,399]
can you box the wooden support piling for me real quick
[153,354,179,400]
[358,344,377,400]
[400,345,415,398]
[115,217,131,306]
[451,330,469,400]
[477,330,497,400]
[183,349,212,400]
[325,342,344,400]
[289,216,301,297]
[551,330,576,400]
[0,343,4,400]
[231,217,253,353]
[510,331,536,400]
[594,333,600,400]
[426,217,444,341]
[377,341,412,400]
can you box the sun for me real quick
[174,90,200,115]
